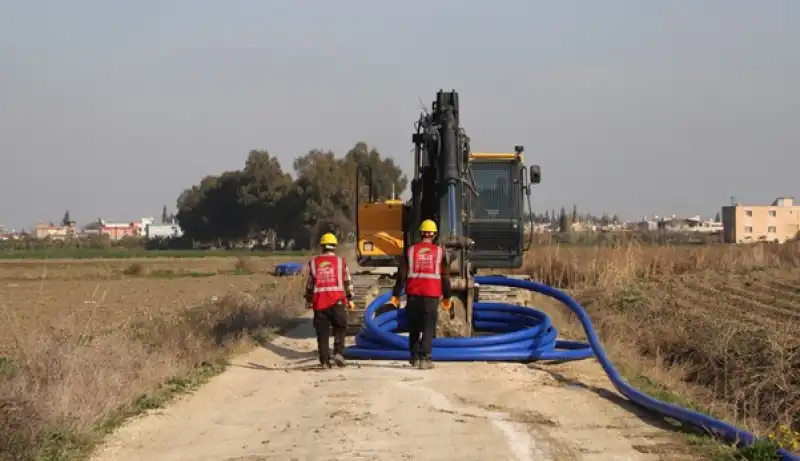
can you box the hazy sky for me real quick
[1,1,797,229]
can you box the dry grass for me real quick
[233,256,261,274]
[520,239,799,291]
[522,240,800,453]
[0,256,295,281]
[0,258,305,461]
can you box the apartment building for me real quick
[721,197,800,243]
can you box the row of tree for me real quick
[35,145,631,251]
[175,143,407,249]
[174,143,639,249]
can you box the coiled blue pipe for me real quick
[343,275,798,461]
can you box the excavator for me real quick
[347,89,541,335]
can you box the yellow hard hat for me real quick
[319,233,338,246]
[419,219,438,233]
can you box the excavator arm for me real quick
[408,90,477,335]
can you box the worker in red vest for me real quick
[305,233,355,369]
[390,219,452,369]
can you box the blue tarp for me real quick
[274,262,303,276]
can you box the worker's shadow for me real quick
[260,340,317,361]
[527,364,715,439]
[279,318,317,340]
[250,318,318,362]
[245,318,410,371]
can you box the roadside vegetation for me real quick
[0,257,305,461]
[522,237,800,458]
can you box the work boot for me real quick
[409,356,419,368]
[333,353,347,368]
[417,357,434,370]
[319,358,332,370]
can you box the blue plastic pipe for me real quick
[343,275,798,461]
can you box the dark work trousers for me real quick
[406,295,439,360]
[312,302,347,364]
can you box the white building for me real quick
[135,217,155,237]
[638,214,722,233]
[146,222,183,239]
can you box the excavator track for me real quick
[475,274,533,306]
[435,274,534,338]
[346,268,398,335]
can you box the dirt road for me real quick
[91,319,699,461]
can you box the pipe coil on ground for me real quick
[343,275,798,461]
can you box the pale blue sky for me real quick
[1,1,797,229]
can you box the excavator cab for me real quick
[467,147,539,269]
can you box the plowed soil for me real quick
[0,257,290,355]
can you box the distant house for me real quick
[637,218,659,232]
[530,222,554,233]
[636,215,722,234]
[101,221,138,240]
[146,221,183,239]
[80,220,103,236]
[690,218,723,234]
[722,196,799,243]
[132,217,156,237]
[34,222,77,239]
[571,221,596,232]
[77,217,177,241]
[81,219,138,240]
[659,216,722,233]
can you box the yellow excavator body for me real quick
[356,199,404,264]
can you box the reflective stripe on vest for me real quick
[407,243,444,280]
[309,255,345,293]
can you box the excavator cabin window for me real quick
[470,162,515,219]
[467,159,525,269]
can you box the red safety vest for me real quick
[309,254,347,311]
[405,242,445,297]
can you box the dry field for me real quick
[0,257,299,355]
[521,240,800,455]
[0,256,306,461]
[0,255,299,281]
